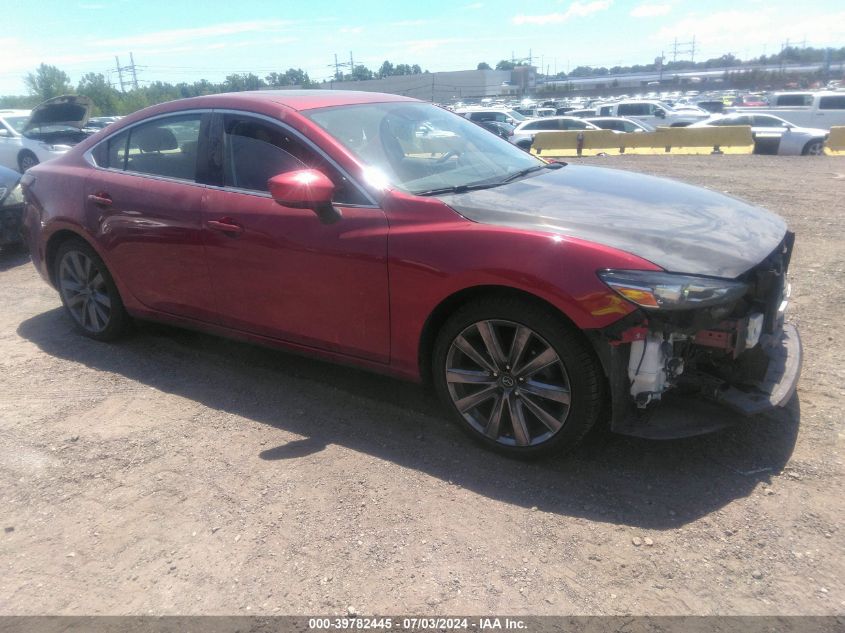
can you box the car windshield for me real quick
[306,102,542,195]
[4,116,29,134]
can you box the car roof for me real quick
[161,90,418,115]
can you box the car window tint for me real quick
[618,104,647,116]
[531,120,559,131]
[819,96,845,110]
[561,119,589,130]
[775,94,812,107]
[92,128,130,169]
[222,114,369,205]
[124,115,201,181]
[752,116,785,127]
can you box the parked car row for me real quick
[0,97,122,174]
[458,96,833,156]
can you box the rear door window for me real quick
[123,115,202,181]
[819,95,845,110]
[774,94,813,107]
[618,103,649,117]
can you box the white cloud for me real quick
[654,9,845,51]
[464,2,484,9]
[340,26,364,34]
[630,3,672,18]
[513,0,612,26]
[91,19,294,49]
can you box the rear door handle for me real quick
[87,193,112,207]
[207,218,244,235]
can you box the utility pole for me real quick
[115,56,125,92]
[114,55,139,92]
[129,52,139,90]
[328,53,355,81]
[671,37,696,63]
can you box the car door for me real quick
[84,112,218,322]
[0,121,21,171]
[201,112,390,363]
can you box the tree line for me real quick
[3,46,842,115]
[0,59,428,115]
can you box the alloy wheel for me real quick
[58,250,112,333]
[445,319,572,447]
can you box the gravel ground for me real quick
[0,155,842,616]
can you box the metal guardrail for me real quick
[531,126,755,157]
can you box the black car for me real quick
[475,119,515,139]
[0,165,24,248]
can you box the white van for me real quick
[728,92,845,129]
[595,100,708,127]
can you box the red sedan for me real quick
[21,91,801,457]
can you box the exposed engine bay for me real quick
[593,232,802,438]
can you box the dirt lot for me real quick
[0,155,843,616]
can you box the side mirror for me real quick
[0,129,9,137]
[655,109,666,119]
[268,169,341,224]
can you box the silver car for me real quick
[584,117,654,134]
[510,116,600,150]
[688,113,828,156]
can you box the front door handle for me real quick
[87,193,112,207]
[207,217,244,235]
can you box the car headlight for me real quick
[598,270,748,310]
[0,183,23,207]
[38,142,72,152]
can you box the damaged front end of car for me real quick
[591,232,801,439]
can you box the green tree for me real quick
[348,65,374,81]
[266,68,319,88]
[378,61,394,78]
[223,73,266,92]
[495,60,515,71]
[477,62,492,70]
[24,64,72,101]
[77,73,120,115]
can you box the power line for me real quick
[114,53,139,91]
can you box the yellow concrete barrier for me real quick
[658,126,753,155]
[532,126,754,157]
[825,127,845,156]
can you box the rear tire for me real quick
[54,238,130,341]
[432,296,604,458]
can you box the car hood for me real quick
[791,126,828,136]
[438,165,787,278]
[23,95,92,132]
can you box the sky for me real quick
[1,0,843,95]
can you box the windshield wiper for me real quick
[499,161,565,185]
[415,182,506,197]
[415,161,566,197]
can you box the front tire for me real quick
[18,151,39,172]
[54,238,130,341]
[432,297,604,458]
[802,139,824,156]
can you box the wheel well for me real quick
[45,230,86,286]
[802,138,824,154]
[417,285,582,387]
